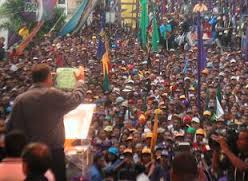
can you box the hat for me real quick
[123,148,133,154]
[127,136,133,141]
[138,114,146,124]
[115,97,125,104]
[216,118,225,122]
[230,59,236,63]
[145,132,153,139]
[104,126,113,132]
[121,101,128,107]
[196,128,205,135]
[186,127,196,134]
[162,93,168,97]
[231,76,237,80]
[142,147,152,154]
[192,117,200,124]
[203,110,211,116]
[219,72,225,76]
[86,90,92,94]
[183,115,192,124]
[180,95,186,99]
[127,79,134,84]
[202,69,209,75]
[157,128,165,134]
[122,85,133,92]
[189,87,195,91]
[184,77,191,81]
[234,119,243,125]
[108,147,119,156]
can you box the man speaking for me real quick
[7,63,86,181]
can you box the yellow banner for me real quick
[121,0,137,28]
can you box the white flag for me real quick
[216,96,224,119]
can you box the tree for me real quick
[0,0,26,32]
[0,0,66,47]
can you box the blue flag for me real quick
[96,38,106,60]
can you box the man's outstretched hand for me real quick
[74,66,85,81]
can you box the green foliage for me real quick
[0,0,66,36]
[0,0,26,32]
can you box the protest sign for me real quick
[56,68,77,89]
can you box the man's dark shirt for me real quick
[6,83,85,149]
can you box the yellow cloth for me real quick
[18,27,29,39]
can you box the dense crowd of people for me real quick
[0,1,248,181]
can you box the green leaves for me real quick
[0,0,25,32]
[0,0,65,34]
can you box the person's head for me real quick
[141,147,152,164]
[93,152,105,168]
[237,130,248,153]
[5,130,27,157]
[31,63,53,87]
[107,147,119,162]
[22,143,52,176]
[171,152,198,181]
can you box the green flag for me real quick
[139,0,148,48]
[216,84,222,103]
[151,11,160,52]
[103,68,110,92]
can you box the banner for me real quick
[58,0,88,36]
[121,0,137,28]
[64,104,96,139]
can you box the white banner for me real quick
[64,104,96,139]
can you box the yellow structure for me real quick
[121,0,137,28]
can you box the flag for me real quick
[102,37,111,92]
[96,38,105,60]
[150,111,159,151]
[151,9,160,52]
[216,96,224,119]
[183,58,189,74]
[197,13,207,71]
[139,0,149,48]
[216,84,222,103]
[102,52,110,92]
[216,85,224,119]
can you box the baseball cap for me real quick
[192,117,200,124]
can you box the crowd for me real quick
[0,1,248,181]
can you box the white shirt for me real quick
[136,173,150,181]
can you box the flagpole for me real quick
[246,26,248,62]
[197,12,202,121]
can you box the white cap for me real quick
[230,59,236,63]
[184,77,191,81]
[219,72,225,76]
[192,117,200,124]
[231,76,237,80]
